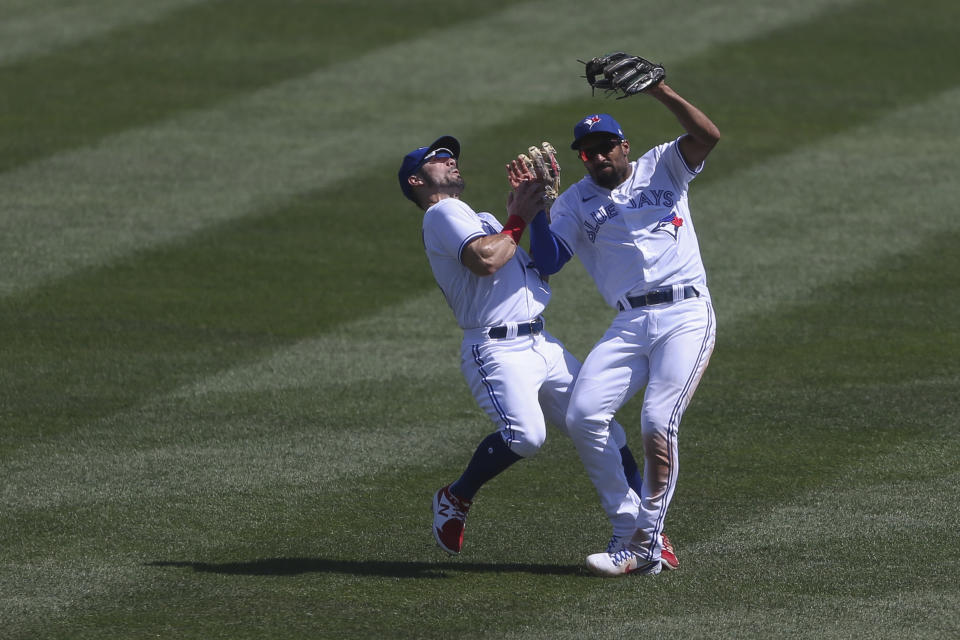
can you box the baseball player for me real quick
[398,136,647,556]
[509,77,720,576]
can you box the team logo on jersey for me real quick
[654,213,684,239]
[583,203,619,243]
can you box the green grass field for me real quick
[2,0,959,638]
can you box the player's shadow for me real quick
[147,557,582,579]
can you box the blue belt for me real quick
[618,285,700,311]
[487,318,544,339]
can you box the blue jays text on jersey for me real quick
[583,187,681,243]
[548,137,709,310]
[629,188,675,210]
[584,202,620,243]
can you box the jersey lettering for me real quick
[583,203,619,243]
[629,189,674,209]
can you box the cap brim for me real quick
[571,131,624,150]
[427,135,460,159]
[399,135,462,203]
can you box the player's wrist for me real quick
[500,214,527,243]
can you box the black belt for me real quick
[487,318,544,339]
[618,286,700,311]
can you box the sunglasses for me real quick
[417,148,455,169]
[578,138,622,162]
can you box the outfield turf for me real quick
[2,1,959,638]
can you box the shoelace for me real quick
[661,535,674,554]
[610,548,636,566]
[605,535,620,553]
[445,493,469,520]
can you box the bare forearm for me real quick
[461,233,517,276]
[647,82,720,147]
[646,82,719,167]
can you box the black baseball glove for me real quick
[583,52,665,99]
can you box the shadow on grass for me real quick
[146,557,583,579]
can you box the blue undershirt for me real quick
[529,210,571,275]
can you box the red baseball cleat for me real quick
[660,533,679,571]
[432,485,472,555]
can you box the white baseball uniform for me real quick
[548,136,717,561]
[422,197,635,494]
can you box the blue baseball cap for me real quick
[570,114,625,149]
[398,135,461,203]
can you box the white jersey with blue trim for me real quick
[549,136,708,309]
[422,197,550,330]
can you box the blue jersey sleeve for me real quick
[529,210,571,275]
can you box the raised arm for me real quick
[645,82,720,169]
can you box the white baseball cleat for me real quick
[586,546,662,577]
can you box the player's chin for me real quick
[592,167,618,189]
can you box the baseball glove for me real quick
[517,142,561,205]
[583,52,665,99]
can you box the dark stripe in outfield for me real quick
[2,0,959,450]
[0,0,519,174]
[665,0,960,170]
[3,231,957,620]
[465,0,960,193]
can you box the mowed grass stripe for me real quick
[3,2,959,634]
[498,436,960,639]
[179,232,956,637]
[0,0,861,296]
[128,63,960,400]
[0,0,207,66]
[2,79,959,459]
[4,91,959,507]
[1,295,465,508]
[5,366,957,637]
[0,0,520,174]
[2,0,953,301]
[0,1,900,445]
[689,85,960,324]
[5,390,958,622]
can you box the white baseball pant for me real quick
[460,327,631,462]
[566,295,716,558]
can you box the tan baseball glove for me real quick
[516,142,561,206]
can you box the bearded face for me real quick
[578,135,631,190]
[419,157,465,193]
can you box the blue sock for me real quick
[620,445,643,496]
[450,432,523,502]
